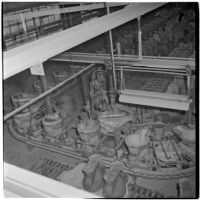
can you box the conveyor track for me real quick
[8,121,195,180]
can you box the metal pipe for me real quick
[20,13,27,35]
[40,75,53,113]
[115,67,186,74]
[120,66,123,90]
[100,159,195,180]
[51,52,195,71]
[106,3,117,91]
[115,68,187,76]
[186,65,192,124]
[79,74,89,105]
[4,63,95,121]
[116,42,121,55]
[61,52,195,61]
[115,65,187,72]
[186,65,191,97]
[8,121,87,162]
[137,16,142,60]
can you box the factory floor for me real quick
[4,121,182,197]
[3,61,195,198]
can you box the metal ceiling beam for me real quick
[50,52,195,70]
[3,3,129,22]
[3,3,165,79]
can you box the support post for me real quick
[106,3,117,92]
[40,76,53,114]
[186,65,191,97]
[116,42,121,55]
[30,62,53,114]
[31,8,38,39]
[137,16,142,60]
[186,65,192,124]
[69,12,73,27]
[79,73,89,105]
[117,42,123,90]
[20,13,28,40]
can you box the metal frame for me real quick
[51,52,195,71]
[117,65,192,111]
[3,3,129,22]
[3,3,165,79]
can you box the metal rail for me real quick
[51,52,195,70]
[3,3,129,22]
[8,120,195,180]
[106,3,117,91]
[8,121,87,162]
[4,63,95,121]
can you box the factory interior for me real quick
[3,2,197,198]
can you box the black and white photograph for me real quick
[2,1,198,198]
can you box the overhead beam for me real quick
[3,3,129,22]
[3,3,165,79]
[50,52,195,71]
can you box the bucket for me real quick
[153,123,164,138]
[125,141,149,156]
[13,111,37,133]
[11,93,37,108]
[42,113,63,138]
[98,112,132,133]
[53,71,71,83]
[125,129,150,156]
[77,120,100,145]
